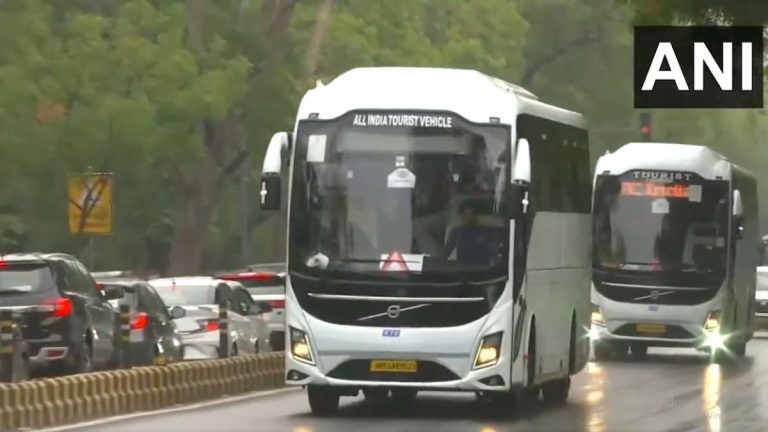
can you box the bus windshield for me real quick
[592,171,729,275]
[288,112,510,282]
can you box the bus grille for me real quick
[327,360,460,383]
[290,273,505,328]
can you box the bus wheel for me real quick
[307,385,339,416]
[592,341,613,361]
[362,388,389,405]
[390,388,418,407]
[630,343,648,360]
[541,376,570,406]
[728,339,746,357]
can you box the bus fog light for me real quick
[473,332,502,369]
[704,311,721,331]
[704,331,725,349]
[591,305,604,325]
[290,327,314,364]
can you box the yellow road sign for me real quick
[67,173,114,235]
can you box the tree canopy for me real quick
[0,0,766,274]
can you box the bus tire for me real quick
[307,385,339,416]
[728,339,746,357]
[362,388,389,405]
[592,340,612,361]
[630,343,648,360]
[541,376,570,406]
[390,388,417,407]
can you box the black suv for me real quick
[0,253,122,375]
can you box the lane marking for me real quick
[35,387,301,431]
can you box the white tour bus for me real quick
[590,142,758,361]
[258,67,592,415]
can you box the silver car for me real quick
[218,264,286,351]
[148,277,271,359]
[756,266,768,328]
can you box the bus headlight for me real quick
[290,327,314,364]
[704,311,721,332]
[591,305,605,326]
[473,332,502,369]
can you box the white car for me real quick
[756,266,768,328]
[148,277,271,359]
[218,264,286,351]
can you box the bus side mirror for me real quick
[501,138,531,219]
[260,174,281,210]
[260,132,291,211]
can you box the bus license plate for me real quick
[636,323,666,334]
[370,360,417,373]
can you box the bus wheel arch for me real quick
[568,311,577,374]
[527,316,537,386]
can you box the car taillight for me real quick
[268,299,285,308]
[0,261,6,269]
[44,298,73,317]
[131,313,149,330]
[205,320,219,332]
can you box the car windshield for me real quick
[0,264,54,294]
[592,171,729,274]
[152,283,215,306]
[288,111,510,282]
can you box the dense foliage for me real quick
[0,0,765,274]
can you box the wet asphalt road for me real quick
[64,333,768,432]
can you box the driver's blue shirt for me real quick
[445,225,495,265]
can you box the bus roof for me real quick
[595,142,737,180]
[296,67,586,129]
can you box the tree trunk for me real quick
[166,140,219,276]
[304,0,335,80]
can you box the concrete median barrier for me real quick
[0,352,287,430]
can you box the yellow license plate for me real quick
[370,360,418,373]
[636,323,666,334]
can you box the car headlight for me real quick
[290,327,314,364]
[591,305,605,326]
[704,310,721,331]
[473,332,502,369]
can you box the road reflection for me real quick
[702,364,721,432]
[584,361,606,432]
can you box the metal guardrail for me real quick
[0,352,286,430]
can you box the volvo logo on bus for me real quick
[386,305,401,319]
[650,291,660,301]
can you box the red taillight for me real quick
[221,272,275,281]
[205,320,219,332]
[44,298,73,317]
[0,261,6,269]
[96,283,104,290]
[131,313,149,330]
[267,299,285,308]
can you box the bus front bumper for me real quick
[589,322,719,350]
[283,353,518,393]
